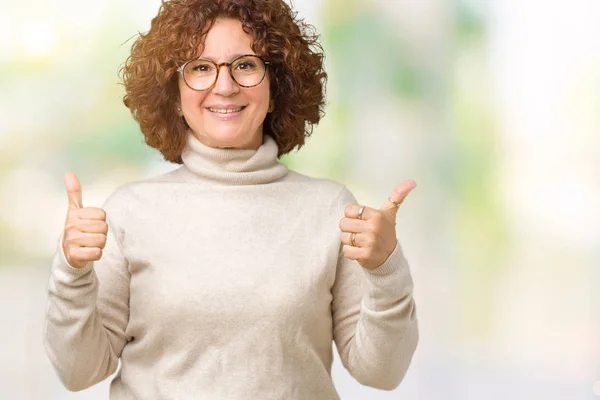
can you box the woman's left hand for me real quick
[340,180,416,270]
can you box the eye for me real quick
[193,64,211,72]
[186,60,216,75]
[235,61,257,70]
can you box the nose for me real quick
[212,65,239,96]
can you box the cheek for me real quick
[252,75,271,105]
[179,82,207,109]
[249,86,271,111]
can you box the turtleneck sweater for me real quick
[43,131,418,399]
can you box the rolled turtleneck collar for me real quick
[177,130,289,186]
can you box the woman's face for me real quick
[178,18,271,150]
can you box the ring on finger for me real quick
[357,205,365,220]
[388,197,400,208]
[350,232,357,247]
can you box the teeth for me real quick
[208,107,243,114]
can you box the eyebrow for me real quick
[197,53,256,62]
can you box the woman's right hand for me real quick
[62,172,108,269]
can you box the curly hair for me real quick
[120,0,327,162]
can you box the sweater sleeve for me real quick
[331,186,418,390]
[43,189,130,391]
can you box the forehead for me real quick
[199,18,255,61]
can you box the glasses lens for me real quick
[183,59,217,90]
[182,56,267,90]
[231,56,266,87]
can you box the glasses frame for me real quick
[176,54,271,92]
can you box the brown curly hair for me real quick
[120,0,327,162]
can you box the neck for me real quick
[178,130,289,186]
[195,131,263,151]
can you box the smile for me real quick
[207,106,246,114]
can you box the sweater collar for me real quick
[178,130,289,186]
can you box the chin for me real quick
[204,130,259,149]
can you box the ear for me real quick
[267,100,275,113]
[176,105,183,116]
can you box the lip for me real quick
[205,105,247,120]
[206,104,246,109]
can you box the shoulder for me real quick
[281,170,358,209]
[98,169,181,231]
[282,170,341,192]
[102,166,184,203]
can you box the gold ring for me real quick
[350,232,356,247]
[357,206,365,220]
[388,197,400,208]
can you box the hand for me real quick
[61,172,108,269]
[339,180,416,270]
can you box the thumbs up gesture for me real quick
[339,180,416,270]
[61,172,108,269]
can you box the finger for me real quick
[64,171,83,210]
[71,207,107,221]
[77,220,109,234]
[69,233,107,248]
[381,180,417,215]
[339,217,370,233]
[339,231,366,247]
[344,204,377,220]
[71,247,103,263]
[342,245,366,261]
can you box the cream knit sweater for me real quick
[44,131,418,399]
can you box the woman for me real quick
[44,0,418,398]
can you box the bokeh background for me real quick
[1,0,599,399]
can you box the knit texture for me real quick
[44,131,418,399]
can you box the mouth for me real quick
[206,106,247,114]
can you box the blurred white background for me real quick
[1,0,599,399]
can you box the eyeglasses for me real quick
[177,54,271,91]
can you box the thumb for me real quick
[380,179,416,216]
[64,171,83,210]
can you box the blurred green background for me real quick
[1,0,599,399]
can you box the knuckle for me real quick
[93,248,103,260]
[342,246,353,258]
[70,229,83,241]
[68,248,78,261]
[64,233,77,246]
[68,218,82,230]
[65,223,78,234]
